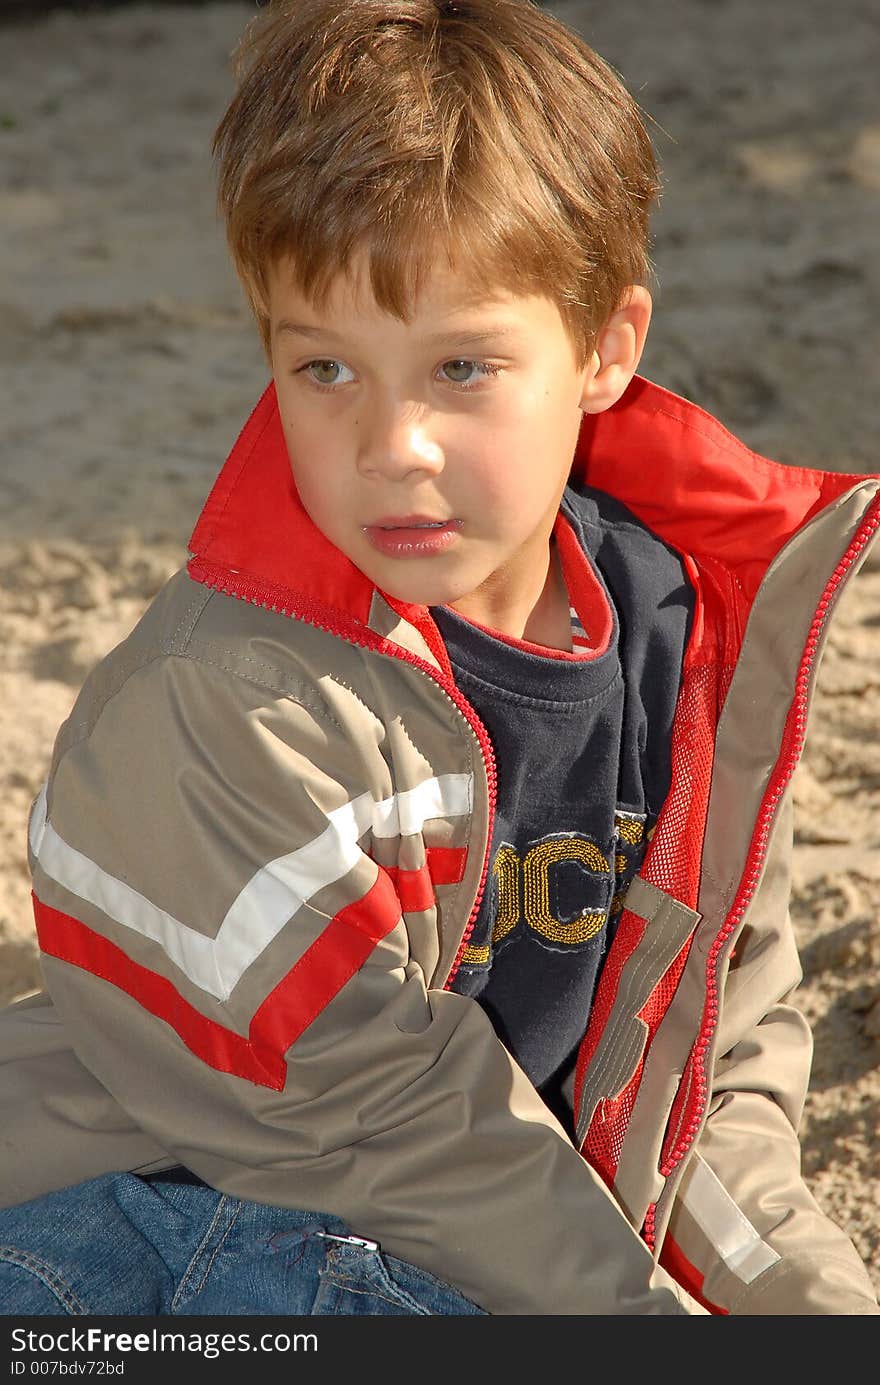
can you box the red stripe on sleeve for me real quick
[380,848,467,911]
[248,868,403,1069]
[33,868,402,1091]
[426,846,467,885]
[382,864,436,913]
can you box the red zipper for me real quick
[187,557,498,990]
[658,498,880,1180]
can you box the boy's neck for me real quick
[448,543,573,652]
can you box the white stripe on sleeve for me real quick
[29,772,472,1001]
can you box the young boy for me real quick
[0,0,878,1317]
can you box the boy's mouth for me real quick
[363,516,462,558]
[370,514,454,529]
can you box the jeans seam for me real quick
[0,1247,88,1315]
[328,1278,431,1313]
[170,1196,241,1312]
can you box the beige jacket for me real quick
[2,376,878,1315]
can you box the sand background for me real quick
[1,0,879,1293]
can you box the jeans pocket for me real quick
[313,1233,487,1316]
[0,1248,87,1315]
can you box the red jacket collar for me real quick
[188,374,875,622]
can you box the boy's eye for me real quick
[439,359,500,386]
[442,359,476,384]
[299,357,500,390]
[304,359,354,387]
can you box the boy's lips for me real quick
[363,516,463,558]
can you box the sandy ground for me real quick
[1,0,879,1295]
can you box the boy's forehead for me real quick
[267,250,539,332]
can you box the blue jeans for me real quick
[0,1170,487,1316]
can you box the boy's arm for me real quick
[662,793,879,1314]
[24,647,698,1317]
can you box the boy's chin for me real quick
[368,565,471,612]
[375,577,458,610]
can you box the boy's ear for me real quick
[578,286,652,414]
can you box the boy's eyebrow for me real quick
[425,326,522,347]
[273,320,522,347]
[274,321,330,340]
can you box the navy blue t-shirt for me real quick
[431,481,693,1135]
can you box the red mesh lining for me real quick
[579,661,734,1185]
[641,662,733,909]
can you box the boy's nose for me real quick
[356,400,444,480]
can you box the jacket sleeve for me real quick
[661,792,879,1314]
[0,990,176,1207]
[25,646,701,1316]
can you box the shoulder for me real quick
[51,569,387,769]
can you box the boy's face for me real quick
[268,251,596,633]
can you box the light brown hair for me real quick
[213,0,660,364]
